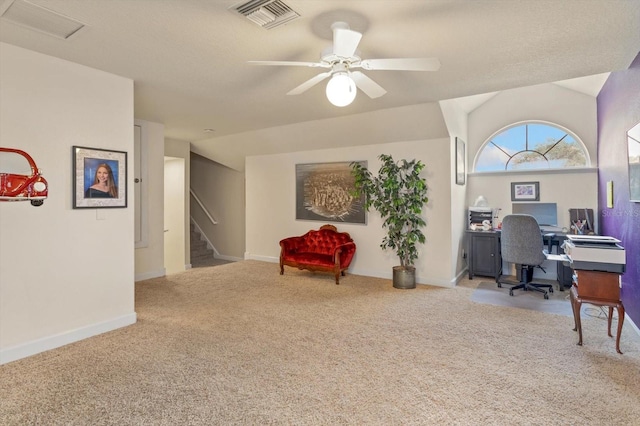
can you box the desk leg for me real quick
[570,287,583,346]
[615,305,625,354]
[607,307,613,338]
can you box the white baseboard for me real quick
[0,312,137,365]
[348,266,455,288]
[135,269,165,282]
[454,267,469,286]
[245,255,454,288]
[245,253,278,263]
[216,254,243,262]
[626,313,639,337]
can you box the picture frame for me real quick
[73,146,127,209]
[295,161,366,224]
[455,137,466,185]
[511,181,540,201]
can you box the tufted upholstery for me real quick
[279,225,356,284]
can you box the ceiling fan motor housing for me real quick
[321,46,361,68]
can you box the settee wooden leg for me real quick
[335,273,340,285]
[280,263,284,275]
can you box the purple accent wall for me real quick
[597,52,640,327]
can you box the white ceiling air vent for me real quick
[0,0,85,39]
[233,0,300,30]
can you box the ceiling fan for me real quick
[248,21,441,107]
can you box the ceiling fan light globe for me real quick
[326,73,356,107]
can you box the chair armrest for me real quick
[280,236,305,254]
[333,242,356,268]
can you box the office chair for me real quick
[497,214,554,299]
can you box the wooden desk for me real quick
[466,230,573,290]
[569,270,625,354]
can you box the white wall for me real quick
[468,83,598,168]
[165,138,191,267]
[164,157,185,274]
[467,82,599,228]
[192,103,449,172]
[0,43,135,364]
[245,139,455,287]
[133,120,165,281]
[440,99,470,281]
[466,82,599,279]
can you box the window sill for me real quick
[468,167,597,178]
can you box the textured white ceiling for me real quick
[1,0,638,145]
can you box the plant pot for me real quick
[393,265,416,289]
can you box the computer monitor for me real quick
[512,202,558,226]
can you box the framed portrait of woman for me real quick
[73,146,127,209]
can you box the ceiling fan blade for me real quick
[287,72,332,95]
[359,58,441,71]
[350,71,386,99]
[248,60,328,68]
[333,28,362,58]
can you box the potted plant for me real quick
[351,154,429,289]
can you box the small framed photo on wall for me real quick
[511,181,540,201]
[73,146,127,209]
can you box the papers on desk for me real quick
[545,253,570,262]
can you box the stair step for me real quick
[190,223,216,262]
[191,253,214,261]
[192,239,207,248]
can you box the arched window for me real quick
[474,122,589,172]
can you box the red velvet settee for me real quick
[279,224,356,284]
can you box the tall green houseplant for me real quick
[351,154,429,289]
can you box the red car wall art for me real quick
[0,147,48,206]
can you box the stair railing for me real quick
[190,189,218,225]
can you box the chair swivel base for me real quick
[508,282,553,299]
[497,278,554,299]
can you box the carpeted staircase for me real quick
[190,223,214,265]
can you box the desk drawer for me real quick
[573,270,620,301]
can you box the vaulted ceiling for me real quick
[1,0,639,148]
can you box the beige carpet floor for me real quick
[1,260,639,425]
[471,280,574,317]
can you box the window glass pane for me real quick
[0,151,31,175]
[476,143,509,171]
[474,122,588,172]
[507,151,548,170]
[527,124,566,151]
[546,138,587,167]
[492,125,526,155]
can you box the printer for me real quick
[562,235,626,273]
